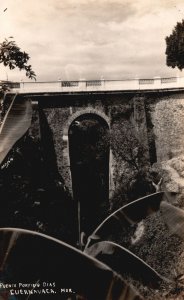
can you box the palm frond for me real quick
[86,192,176,248]
[0,228,143,300]
[85,240,172,288]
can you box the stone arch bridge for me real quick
[5,76,184,206]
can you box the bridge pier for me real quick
[132,96,150,166]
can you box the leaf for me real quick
[0,228,143,300]
[86,192,176,248]
[0,39,36,80]
[85,241,172,288]
[0,95,32,165]
[161,201,184,239]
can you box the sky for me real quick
[0,0,184,82]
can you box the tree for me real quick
[0,38,36,121]
[165,19,184,70]
[0,38,36,80]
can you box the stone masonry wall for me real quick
[152,94,184,162]
[30,92,150,204]
[147,92,184,196]
[30,90,184,205]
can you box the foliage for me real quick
[110,117,156,207]
[165,19,184,70]
[84,192,184,299]
[85,240,164,288]
[111,120,145,172]
[70,118,109,162]
[85,192,167,249]
[0,134,75,244]
[0,228,142,300]
[0,38,36,80]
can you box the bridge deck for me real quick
[2,77,184,94]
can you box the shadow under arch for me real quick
[68,113,110,237]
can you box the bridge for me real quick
[3,76,184,234]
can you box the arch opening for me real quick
[68,113,110,236]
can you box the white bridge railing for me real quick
[2,76,184,94]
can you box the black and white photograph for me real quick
[0,0,184,299]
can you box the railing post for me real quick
[100,76,105,90]
[134,77,139,90]
[58,79,62,91]
[176,75,183,88]
[154,76,161,89]
[79,79,86,91]
[20,81,24,91]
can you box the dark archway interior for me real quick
[69,114,110,236]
